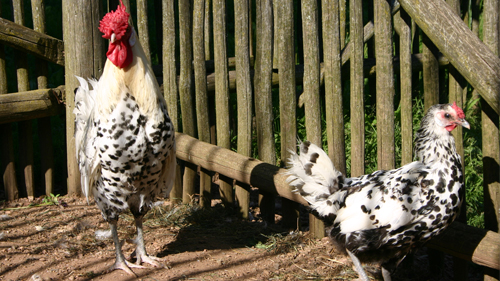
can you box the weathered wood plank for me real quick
[0,87,65,124]
[398,0,500,114]
[234,0,252,219]
[178,0,197,204]
[63,0,105,196]
[350,0,364,177]
[254,0,276,223]
[137,0,151,64]
[214,0,233,204]
[162,0,182,204]
[277,0,299,228]
[193,0,212,208]
[398,9,413,166]
[301,0,324,239]
[375,0,395,171]
[0,18,64,66]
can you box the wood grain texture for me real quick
[374,0,395,171]
[399,0,500,114]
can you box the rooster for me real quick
[287,103,469,281]
[73,1,175,276]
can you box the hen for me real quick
[287,103,469,281]
[73,1,175,275]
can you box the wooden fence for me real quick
[0,0,499,279]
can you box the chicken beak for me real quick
[459,119,470,129]
[110,33,116,43]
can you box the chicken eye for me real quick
[444,113,451,118]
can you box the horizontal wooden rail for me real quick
[175,132,500,270]
[0,86,65,124]
[0,18,64,66]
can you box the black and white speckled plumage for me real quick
[287,103,469,280]
[74,21,175,274]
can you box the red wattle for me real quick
[106,40,132,69]
[445,124,457,132]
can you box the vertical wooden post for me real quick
[13,0,35,199]
[204,0,213,60]
[193,0,212,208]
[482,1,500,280]
[398,9,413,166]
[322,0,346,175]
[339,0,346,48]
[374,0,395,171]
[254,0,276,224]
[137,0,151,63]
[422,41,440,110]
[277,0,298,228]
[0,3,18,201]
[214,0,234,205]
[178,0,197,204]
[235,0,252,219]
[163,0,182,204]
[32,0,54,197]
[301,0,324,238]
[350,0,364,177]
[63,0,105,196]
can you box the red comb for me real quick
[451,102,465,119]
[98,0,129,40]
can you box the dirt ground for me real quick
[0,195,483,281]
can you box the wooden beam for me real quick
[175,132,500,270]
[0,87,65,124]
[0,18,64,66]
[398,0,500,114]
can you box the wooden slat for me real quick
[193,0,212,208]
[136,0,151,63]
[301,0,323,239]
[62,0,105,196]
[398,0,500,115]
[204,0,213,60]
[234,0,252,219]
[254,0,276,223]
[0,18,64,66]
[398,9,413,166]
[350,0,364,177]
[178,0,197,204]
[422,35,440,111]
[277,0,298,228]
[214,0,233,205]
[162,0,182,204]
[375,0,395,171]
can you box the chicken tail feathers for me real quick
[74,76,100,200]
[286,141,343,207]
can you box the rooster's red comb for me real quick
[451,102,465,119]
[99,0,129,40]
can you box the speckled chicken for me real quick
[73,1,175,276]
[287,103,469,281]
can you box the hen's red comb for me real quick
[451,102,465,119]
[98,0,129,40]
